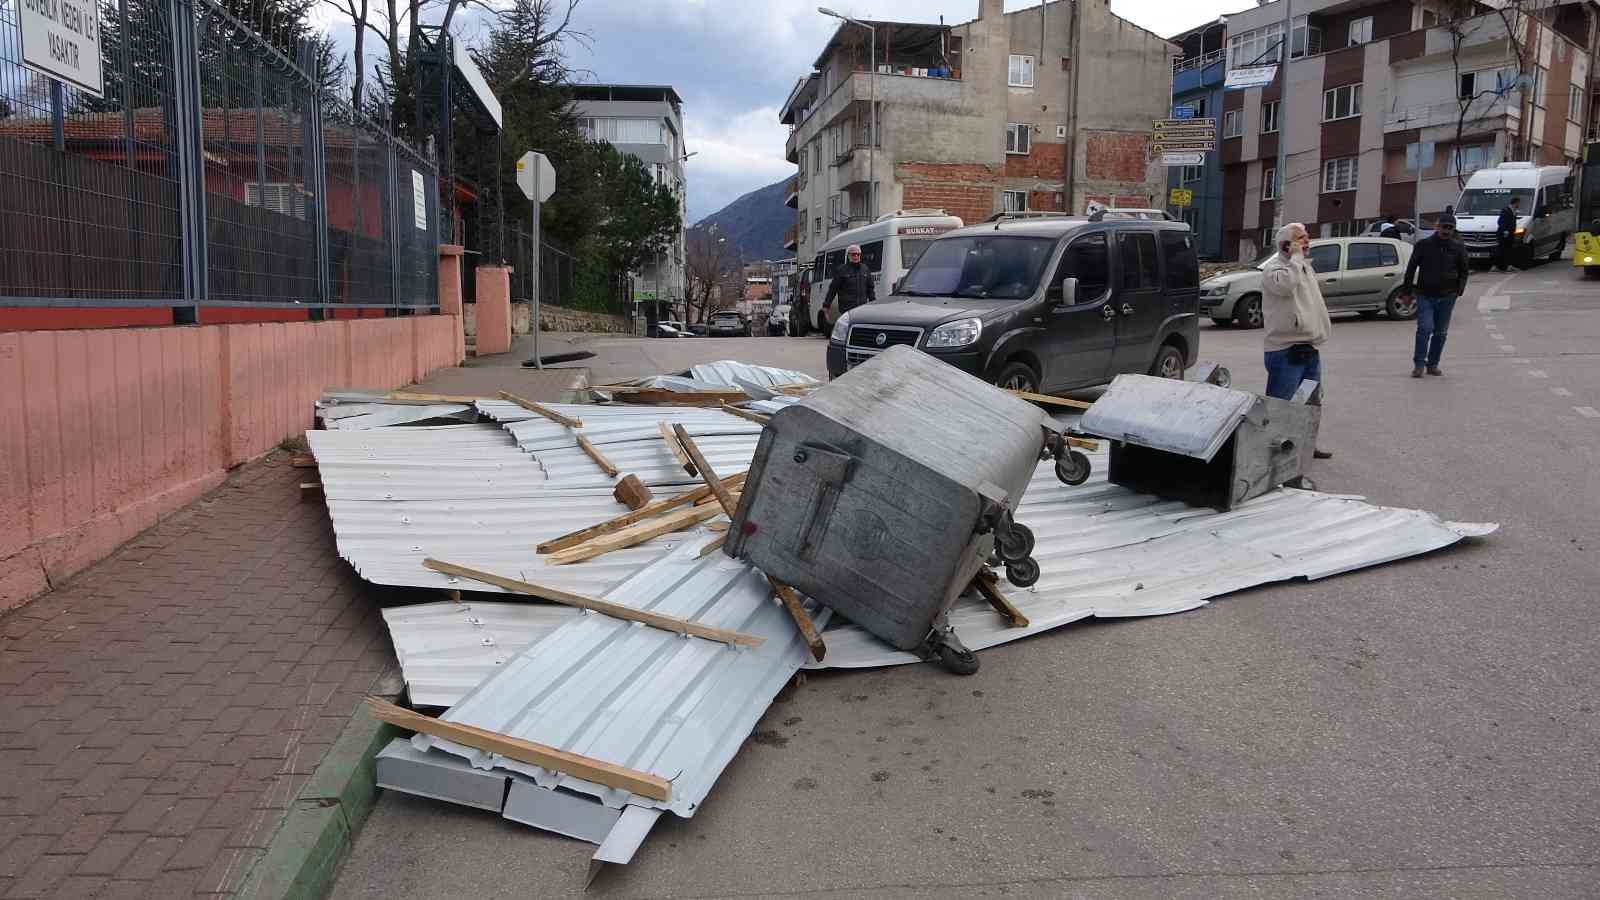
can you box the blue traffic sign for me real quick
[1172,105,1196,119]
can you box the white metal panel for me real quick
[381,602,582,707]
[1079,374,1257,461]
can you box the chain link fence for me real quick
[0,0,438,315]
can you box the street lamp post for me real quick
[820,7,876,221]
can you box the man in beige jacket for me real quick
[1261,222,1334,459]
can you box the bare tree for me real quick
[685,229,735,324]
[1441,0,1548,186]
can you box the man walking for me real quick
[1494,196,1522,271]
[1401,212,1470,378]
[1261,222,1334,459]
[824,244,876,322]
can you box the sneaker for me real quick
[1411,367,1424,378]
[1313,449,1333,460]
[1427,367,1444,376]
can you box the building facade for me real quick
[780,0,1176,258]
[572,85,688,314]
[1167,19,1229,260]
[1215,0,1597,261]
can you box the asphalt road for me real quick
[331,263,1599,899]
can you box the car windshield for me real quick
[1455,188,1534,216]
[1251,248,1277,269]
[897,236,1057,299]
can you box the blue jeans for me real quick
[1413,294,1457,368]
[1264,345,1322,400]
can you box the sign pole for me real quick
[531,162,542,370]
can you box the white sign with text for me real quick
[18,0,104,96]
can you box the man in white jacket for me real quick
[1261,222,1334,459]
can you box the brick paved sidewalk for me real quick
[0,454,396,899]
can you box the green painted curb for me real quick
[235,708,398,900]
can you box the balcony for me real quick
[785,177,799,209]
[784,223,799,251]
[1384,96,1515,134]
[787,70,962,157]
[1172,48,1225,94]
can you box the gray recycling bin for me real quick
[1080,374,1321,511]
[726,345,1056,673]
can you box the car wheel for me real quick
[1386,288,1417,320]
[1148,344,1184,379]
[1232,293,1263,329]
[993,361,1040,394]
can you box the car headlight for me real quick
[926,317,983,349]
[1202,283,1229,297]
[830,313,850,343]
[1515,227,1526,237]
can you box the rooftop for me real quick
[570,84,684,106]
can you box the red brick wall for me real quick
[1029,191,1064,211]
[897,162,1001,225]
[1085,132,1151,181]
[1005,141,1067,179]
[1114,194,1152,208]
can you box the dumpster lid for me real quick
[1080,374,1257,461]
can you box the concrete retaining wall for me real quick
[0,314,462,610]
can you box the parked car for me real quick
[1199,237,1416,328]
[687,323,709,336]
[768,304,791,336]
[708,310,751,337]
[825,212,1200,393]
[650,322,688,338]
[1365,219,1418,243]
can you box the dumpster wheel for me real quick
[1055,451,1091,486]
[1005,556,1040,588]
[996,522,1035,563]
[937,644,980,675]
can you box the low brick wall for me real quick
[537,304,631,334]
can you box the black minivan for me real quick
[825,213,1200,393]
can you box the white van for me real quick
[804,209,964,333]
[1452,162,1576,266]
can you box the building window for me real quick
[1228,22,1284,69]
[1190,97,1208,119]
[246,183,306,219]
[814,216,822,236]
[812,141,823,173]
[1262,167,1278,200]
[1422,10,1438,27]
[799,147,807,173]
[1223,110,1242,138]
[1348,16,1373,47]
[1571,85,1583,122]
[1322,156,1358,193]
[1291,16,1323,58]
[1002,190,1028,212]
[828,194,843,226]
[1262,101,1280,134]
[1181,165,1202,183]
[1460,68,1511,100]
[1008,54,1035,87]
[1447,143,1493,178]
[1532,66,1547,108]
[1005,123,1032,155]
[1322,83,1362,121]
[577,117,664,145]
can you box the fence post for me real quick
[168,0,205,324]
[304,45,331,317]
[387,133,401,310]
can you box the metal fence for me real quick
[507,225,577,309]
[0,0,438,316]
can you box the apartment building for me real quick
[1168,18,1230,259]
[779,0,1175,258]
[1215,0,1597,261]
[572,84,688,310]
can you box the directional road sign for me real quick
[1162,152,1205,167]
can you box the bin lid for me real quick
[1081,374,1257,461]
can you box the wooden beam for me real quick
[576,434,620,478]
[290,452,318,468]
[612,474,653,510]
[379,391,495,404]
[535,472,747,554]
[299,481,323,502]
[1066,435,1100,452]
[697,533,728,558]
[974,568,1029,628]
[545,500,734,565]
[718,402,771,425]
[658,421,697,476]
[672,426,739,518]
[768,578,827,662]
[365,697,672,802]
[1007,389,1094,410]
[422,558,765,648]
[498,391,583,429]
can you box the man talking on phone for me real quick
[1261,222,1334,459]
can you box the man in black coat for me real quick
[1401,213,1470,378]
[823,244,876,323]
[1494,196,1522,271]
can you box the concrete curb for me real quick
[235,708,398,900]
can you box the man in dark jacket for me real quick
[824,244,876,321]
[1494,196,1521,271]
[1401,213,1470,378]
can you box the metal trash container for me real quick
[726,345,1054,673]
[1080,374,1321,511]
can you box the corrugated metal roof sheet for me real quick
[479,403,760,453]
[381,601,581,707]
[685,360,817,389]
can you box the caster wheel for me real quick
[1055,450,1091,486]
[936,644,980,675]
[996,522,1035,563]
[1005,556,1040,588]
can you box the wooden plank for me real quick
[696,533,728,558]
[498,390,583,429]
[365,697,671,802]
[385,390,495,404]
[290,452,318,468]
[615,390,748,406]
[718,402,771,425]
[602,385,745,398]
[673,426,739,518]
[612,474,653,510]
[1008,389,1094,410]
[299,481,323,502]
[535,472,747,553]
[768,578,827,662]
[974,568,1029,628]
[422,558,765,648]
[576,434,620,478]
[1066,435,1100,452]
[658,421,697,476]
[545,500,733,566]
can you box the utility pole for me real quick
[1273,0,1292,229]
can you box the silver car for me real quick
[1199,236,1417,328]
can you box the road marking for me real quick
[1499,345,1516,352]
[1551,387,1574,397]
[1512,358,1531,364]
[1527,370,1549,378]
[1577,406,1600,418]
[1476,273,1517,311]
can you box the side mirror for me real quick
[1050,276,1079,306]
[892,277,904,294]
